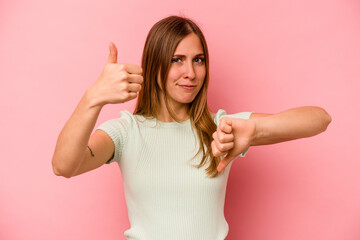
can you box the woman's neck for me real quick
[157,107,189,122]
[157,94,190,122]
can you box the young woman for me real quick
[52,16,331,240]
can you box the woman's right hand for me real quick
[86,42,143,108]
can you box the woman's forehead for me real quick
[173,33,204,55]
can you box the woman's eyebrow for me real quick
[172,53,205,57]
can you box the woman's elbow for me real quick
[52,158,73,179]
[319,107,332,132]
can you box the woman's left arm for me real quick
[212,106,332,172]
[249,106,332,146]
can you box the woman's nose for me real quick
[183,62,195,79]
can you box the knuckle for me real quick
[218,145,226,152]
[212,132,217,139]
[220,117,227,125]
[229,133,234,141]
[211,142,218,153]
[120,81,129,90]
[218,134,225,142]
[123,91,130,99]
[118,64,125,71]
[129,93,136,100]
[120,71,129,80]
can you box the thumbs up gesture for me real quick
[211,117,256,172]
[86,42,143,107]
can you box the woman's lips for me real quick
[179,85,196,89]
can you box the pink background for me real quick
[1,0,359,239]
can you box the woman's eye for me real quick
[194,57,204,63]
[171,58,181,63]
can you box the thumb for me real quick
[217,155,234,172]
[107,42,118,63]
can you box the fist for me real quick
[211,117,256,172]
[88,42,143,106]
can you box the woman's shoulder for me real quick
[110,110,136,123]
[119,110,135,120]
[96,110,135,131]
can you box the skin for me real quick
[213,107,332,172]
[157,33,206,122]
[155,33,332,173]
[52,35,331,178]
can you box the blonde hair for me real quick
[134,15,222,178]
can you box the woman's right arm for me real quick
[51,42,143,178]
[51,92,111,178]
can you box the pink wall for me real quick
[1,0,359,239]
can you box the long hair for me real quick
[134,15,222,178]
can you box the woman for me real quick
[52,16,331,240]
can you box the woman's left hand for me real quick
[211,117,256,172]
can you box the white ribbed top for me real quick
[96,109,252,240]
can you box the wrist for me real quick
[249,117,266,146]
[79,88,104,114]
[83,87,105,110]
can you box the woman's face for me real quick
[159,33,206,108]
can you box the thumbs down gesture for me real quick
[212,117,256,172]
